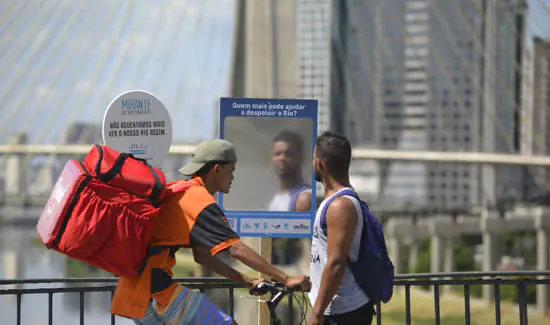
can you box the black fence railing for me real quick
[1,271,549,325]
[390,271,550,325]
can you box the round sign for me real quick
[102,90,172,169]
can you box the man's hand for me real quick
[306,311,323,325]
[283,275,311,291]
[246,278,267,296]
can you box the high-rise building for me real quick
[330,0,525,209]
[521,37,550,197]
[295,0,333,197]
[296,0,332,134]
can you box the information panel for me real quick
[219,97,318,238]
[102,90,172,169]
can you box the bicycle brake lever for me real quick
[250,282,271,295]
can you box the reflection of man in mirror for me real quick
[269,130,313,268]
[269,130,312,212]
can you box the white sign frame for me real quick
[102,90,172,169]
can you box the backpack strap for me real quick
[166,180,198,194]
[319,188,366,236]
[288,183,310,212]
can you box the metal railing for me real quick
[3,144,550,165]
[390,271,550,325]
[1,271,549,325]
[0,278,247,325]
[0,277,303,325]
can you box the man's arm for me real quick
[192,245,254,288]
[295,191,312,212]
[311,197,358,319]
[227,242,287,283]
[187,196,310,291]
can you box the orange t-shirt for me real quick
[110,177,241,319]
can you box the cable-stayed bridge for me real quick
[1,0,550,318]
[1,0,550,208]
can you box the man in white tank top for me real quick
[268,130,312,212]
[268,130,313,266]
[307,131,374,325]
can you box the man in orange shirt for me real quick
[110,139,310,325]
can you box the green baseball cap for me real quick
[179,139,237,176]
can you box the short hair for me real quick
[273,130,304,153]
[315,130,351,178]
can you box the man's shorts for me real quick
[323,302,375,325]
[133,286,234,325]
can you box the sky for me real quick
[0,0,236,144]
[527,0,550,41]
[1,0,550,145]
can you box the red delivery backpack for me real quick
[36,144,190,278]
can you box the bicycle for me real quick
[249,280,310,325]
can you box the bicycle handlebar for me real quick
[248,278,311,325]
[249,277,310,296]
[249,282,291,296]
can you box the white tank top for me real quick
[268,188,312,211]
[309,187,369,315]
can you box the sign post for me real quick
[101,90,172,169]
[218,97,318,323]
[259,236,272,325]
